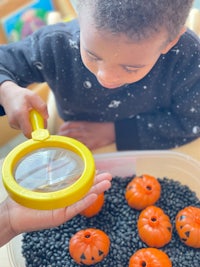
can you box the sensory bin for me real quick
[7,151,200,267]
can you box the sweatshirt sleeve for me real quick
[0,105,5,116]
[0,32,45,116]
[0,22,75,89]
[0,23,65,115]
[0,31,48,87]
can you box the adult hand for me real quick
[0,172,112,247]
[58,121,115,150]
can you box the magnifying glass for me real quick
[2,110,95,210]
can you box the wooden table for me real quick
[1,138,200,266]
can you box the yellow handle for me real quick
[30,110,45,130]
[30,110,50,141]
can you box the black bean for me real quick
[22,176,200,267]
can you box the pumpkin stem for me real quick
[140,260,147,267]
[145,184,153,195]
[84,231,91,239]
[149,216,159,227]
[146,185,152,191]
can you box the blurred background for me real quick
[194,0,200,9]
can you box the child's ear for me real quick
[161,26,186,54]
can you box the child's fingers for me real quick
[29,93,49,120]
[93,172,112,185]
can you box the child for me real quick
[0,0,199,151]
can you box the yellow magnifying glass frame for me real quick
[2,110,95,210]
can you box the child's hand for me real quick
[58,121,115,150]
[0,81,48,138]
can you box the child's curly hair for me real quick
[77,0,194,42]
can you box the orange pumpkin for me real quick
[125,174,161,210]
[129,248,172,267]
[80,193,104,217]
[175,206,200,248]
[69,228,110,265]
[137,206,172,248]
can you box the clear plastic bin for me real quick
[7,150,200,266]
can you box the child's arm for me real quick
[0,81,48,138]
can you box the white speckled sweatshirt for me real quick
[0,19,200,150]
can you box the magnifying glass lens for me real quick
[14,148,84,192]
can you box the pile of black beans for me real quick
[22,176,200,267]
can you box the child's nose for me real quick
[96,65,120,85]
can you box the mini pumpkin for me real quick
[125,174,161,210]
[175,206,200,248]
[69,228,110,265]
[129,248,172,267]
[137,205,172,248]
[80,192,104,217]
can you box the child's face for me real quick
[79,14,169,89]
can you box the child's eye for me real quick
[124,66,139,73]
[87,52,99,61]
